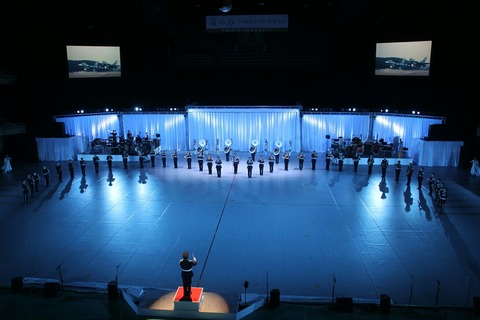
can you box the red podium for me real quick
[173,287,204,311]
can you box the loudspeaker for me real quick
[335,297,353,312]
[473,296,480,316]
[11,276,24,294]
[108,281,119,299]
[428,124,448,140]
[380,294,390,314]
[43,282,60,298]
[269,289,280,308]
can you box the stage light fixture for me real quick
[135,107,142,112]
[219,0,232,12]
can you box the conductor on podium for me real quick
[179,251,197,297]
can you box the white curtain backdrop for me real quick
[302,114,370,152]
[56,114,120,142]
[372,114,443,150]
[36,136,85,161]
[187,107,301,153]
[122,114,187,151]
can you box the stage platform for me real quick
[77,151,414,166]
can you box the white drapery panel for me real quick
[302,114,370,152]
[56,115,120,142]
[36,136,85,161]
[122,114,187,151]
[373,115,443,150]
[187,107,301,152]
[412,139,464,166]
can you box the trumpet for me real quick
[224,146,230,153]
[197,146,203,153]
[282,152,290,159]
[274,147,280,155]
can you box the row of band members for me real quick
[38,150,431,178]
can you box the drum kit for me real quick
[331,136,364,157]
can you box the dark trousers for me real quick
[123,159,128,169]
[247,167,253,178]
[312,160,316,170]
[381,167,387,177]
[269,163,274,173]
[233,164,238,174]
[216,166,221,177]
[284,159,289,171]
[162,158,166,167]
[368,165,373,175]
[326,159,330,170]
[187,159,191,169]
[395,170,400,181]
[354,162,358,172]
[94,163,99,173]
[198,160,203,171]
[299,160,304,170]
[173,158,178,168]
[338,161,343,171]
[151,156,156,167]
[181,272,193,296]
[259,164,264,175]
[207,163,212,174]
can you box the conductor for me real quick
[179,251,197,297]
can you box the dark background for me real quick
[1,0,478,163]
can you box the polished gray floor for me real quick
[1,153,479,309]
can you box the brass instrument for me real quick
[274,141,282,155]
[297,152,305,159]
[250,139,259,154]
[282,152,290,159]
[224,139,232,153]
[197,139,206,153]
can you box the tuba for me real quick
[274,141,282,155]
[197,139,206,153]
[224,139,232,153]
[250,139,259,154]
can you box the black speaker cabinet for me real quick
[11,276,24,294]
[43,282,60,298]
[473,296,480,316]
[335,297,353,312]
[269,289,280,308]
[108,281,119,299]
[428,124,448,140]
[380,294,390,314]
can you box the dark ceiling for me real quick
[0,0,478,121]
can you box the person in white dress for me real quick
[471,157,480,176]
[2,155,12,173]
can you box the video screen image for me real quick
[67,45,121,78]
[375,40,432,77]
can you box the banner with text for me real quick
[206,14,288,32]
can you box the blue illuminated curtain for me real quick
[187,107,300,152]
[373,115,443,149]
[35,136,85,161]
[56,114,120,142]
[302,114,370,152]
[122,114,187,151]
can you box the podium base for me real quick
[173,287,204,311]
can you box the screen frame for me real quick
[374,40,432,78]
[66,45,122,79]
